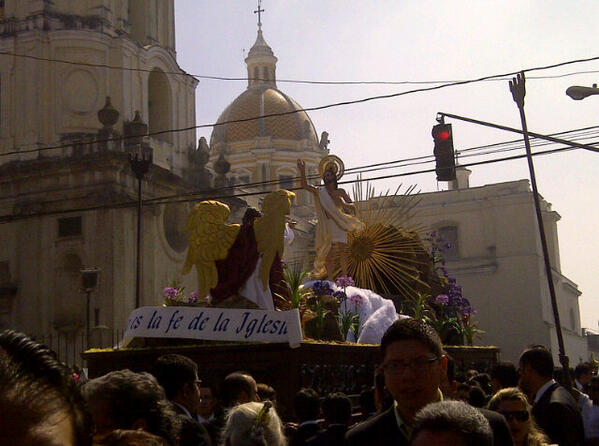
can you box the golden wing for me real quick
[183,201,240,298]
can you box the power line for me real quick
[4,55,599,158]
[0,142,586,224]
[1,49,598,85]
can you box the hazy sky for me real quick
[174,1,599,329]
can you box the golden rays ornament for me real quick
[344,178,429,296]
[318,155,344,180]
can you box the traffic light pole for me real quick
[509,72,570,388]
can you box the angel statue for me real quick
[183,190,295,310]
[297,155,364,280]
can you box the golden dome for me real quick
[210,86,319,150]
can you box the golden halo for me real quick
[318,155,345,180]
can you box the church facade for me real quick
[0,0,200,359]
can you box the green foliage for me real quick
[282,266,311,308]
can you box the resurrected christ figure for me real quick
[297,156,365,280]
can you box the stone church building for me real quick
[0,1,588,365]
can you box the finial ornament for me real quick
[254,0,264,30]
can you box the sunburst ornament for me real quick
[344,179,430,297]
[318,155,344,180]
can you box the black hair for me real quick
[151,354,198,400]
[242,207,262,225]
[490,361,519,389]
[380,317,444,358]
[257,383,276,402]
[321,392,352,425]
[293,388,320,422]
[519,346,554,379]
[575,362,593,379]
[0,329,92,446]
[82,369,180,444]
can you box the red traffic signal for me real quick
[432,123,456,182]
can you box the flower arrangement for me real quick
[163,281,209,306]
[334,276,362,341]
[406,232,484,345]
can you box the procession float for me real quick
[84,154,498,417]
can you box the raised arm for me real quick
[339,188,357,213]
[296,159,317,194]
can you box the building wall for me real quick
[409,179,587,363]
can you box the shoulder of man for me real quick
[345,407,404,446]
[177,413,212,446]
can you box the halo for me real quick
[318,155,344,180]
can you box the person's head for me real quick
[198,383,218,419]
[151,354,201,414]
[0,330,91,446]
[293,387,320,422]
[575,362,593,386]
[410,400,492,446]
[488,386,549,446]
[321,392,352,425]
[220,372,258,409]
[467,385,487,408]
[92,429,169,446]
[242,207,262,226]
[468,373,491,396]
[588,376,599,406]
[81,369,179,444]
[380,318,447,419]
[221,401,286,446]
[490,361,519,393]
[518,346,554,395]
[256,383,276,403]
[358,387,376,416]
[322,168,337,189]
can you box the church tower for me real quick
[0,0,198,361]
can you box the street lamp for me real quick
[125,111,151,309]
[566,84,599,100]
[80,267,100,349]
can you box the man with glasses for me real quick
[345,318,449,445]
[152,354,211,446]
[346,318,512,446]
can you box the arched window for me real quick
[263,66,269,81]
[438,225,459,259]
[148,68,172,143]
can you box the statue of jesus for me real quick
[297,155,365,280]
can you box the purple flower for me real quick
[163,287,179,299]
[434,294,450,306]
[188,290,200,304]
[333,290,347,301]
[335,276,355,288]
[349,294,363,307]
[312,281,333,297]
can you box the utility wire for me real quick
[3,124,598,204]
[0,142,586,224]
[1,49,598,84]
[4,55,599,158]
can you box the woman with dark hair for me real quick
[488,387,552,446]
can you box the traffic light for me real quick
[432,123,456,181]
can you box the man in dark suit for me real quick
[345,318,513,446]
[519,345,584,446]
[152,354,211,446]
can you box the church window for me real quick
[163,203,188,253]
[279,175,294,190]
[263,67,269,81]
[58,217,82,238]
[239,175,250,185]
[148,68,172,143]
[254,67,259,83]
[570,308,577,331]
[438,225,458,259]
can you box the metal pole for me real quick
[86,289,91,349]
[509,72,570,385]
[135,175,142,308]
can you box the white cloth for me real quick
[239,255,275,311]
[313,187,364,277]
[284,224,295,245]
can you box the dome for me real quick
[210,86,319,150]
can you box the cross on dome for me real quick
[254,0,264,30]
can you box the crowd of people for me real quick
[1,318,599,445]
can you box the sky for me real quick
[174,1,599,330]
